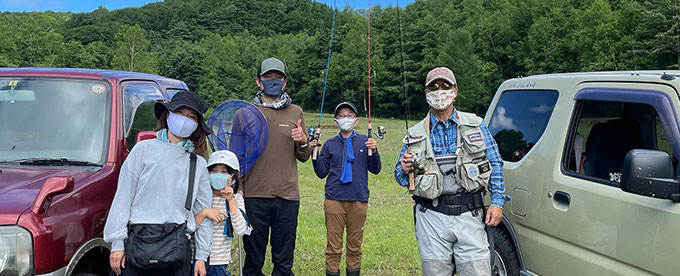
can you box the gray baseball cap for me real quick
[258,57,287,77]
[335,101,359,116]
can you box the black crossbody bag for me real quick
[124,153,197,271]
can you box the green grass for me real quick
[229,113,421,275]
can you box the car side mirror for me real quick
[31,176,75,214]
[621,149,680,202]
[135,130,157,144]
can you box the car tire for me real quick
[491,227,521,276]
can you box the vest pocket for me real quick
[461,129,486,154]
[415,171,441,199]
[458,159,492,191]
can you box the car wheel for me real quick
[492,227,521,276]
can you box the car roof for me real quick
[497,70,680,92]
[0,67,188,90]
[520,70,680,80]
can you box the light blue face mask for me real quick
[210,173,235,190]
[167,112,198,138]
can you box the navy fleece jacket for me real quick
[313,132,382,202]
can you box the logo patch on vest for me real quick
[465,164,479,176]
[478,162,491,174]
[466,132,483,143]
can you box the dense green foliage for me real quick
[1,0,679,117]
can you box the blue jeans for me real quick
[206,263,230,276]
[191,259,231,276]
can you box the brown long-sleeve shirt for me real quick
[243,104,311,201]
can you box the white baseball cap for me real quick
[208,150,240,172]
[425,67,457,86]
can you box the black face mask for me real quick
[260,78,285,97]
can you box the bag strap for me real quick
[185,153,197,211]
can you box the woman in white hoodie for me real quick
[104,91,214,276]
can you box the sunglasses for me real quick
[336,113,357,119]
[427,82,456,91]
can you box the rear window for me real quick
[488,90,559,162]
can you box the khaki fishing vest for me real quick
[402,111,492,199]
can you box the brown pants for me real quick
[324,199,368,272]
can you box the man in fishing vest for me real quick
[394,67,508,276]
[242,57,311,276]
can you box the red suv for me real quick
[0,68,189,276]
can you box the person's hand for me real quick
[365,138,377,151]
[204,208,227,223]
[194,260,207,276]
[110,250,125,275]
[485,205,503,226]
[221,186,235,201]
[291,119,307,144]
[400,152,413,174]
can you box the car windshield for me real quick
[0,78,110,165]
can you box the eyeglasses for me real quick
[336,113,356,119]
[427,82,455,91]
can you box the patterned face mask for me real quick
[426,89,457,110]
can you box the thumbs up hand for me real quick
[291,119,308,144]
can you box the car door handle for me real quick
[553,191,571,206]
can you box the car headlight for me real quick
[0,226,32,276]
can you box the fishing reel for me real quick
[411,153,426,175]
[307,126,321,143]
[372,126,386,140]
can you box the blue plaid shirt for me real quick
[394,109,509,207]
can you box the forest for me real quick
[1,0,679,117]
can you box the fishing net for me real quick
[207,100,268,174]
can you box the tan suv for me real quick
[484,71,680,276]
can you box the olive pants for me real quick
[324,199,368,273]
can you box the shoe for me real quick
[346,267,360,276]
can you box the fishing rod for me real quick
[367,0,372,156]
[310,0,337,160]
[396,0,419,191]
[366,0,386,157]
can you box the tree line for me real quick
[1,0,679,118]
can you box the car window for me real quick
[0,78,111,164]
[166,88,185,100]
[123,82,164,149]
[565,100,676,184]
[488,90,558,162]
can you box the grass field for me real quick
[230,113,421,275]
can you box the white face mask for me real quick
[426,89,457,110]
[167,112,198,138]
[335,118,356,132]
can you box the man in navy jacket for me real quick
[312,102,381,276]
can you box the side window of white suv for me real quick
[488,90,558,162]
[565,100,676,185]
